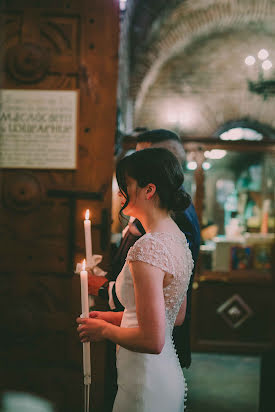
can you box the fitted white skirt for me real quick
[113,337,186,412]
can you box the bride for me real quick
[77,148,194,412]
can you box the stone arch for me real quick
[131,0,275,122]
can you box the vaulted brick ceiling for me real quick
[126,0,275,138]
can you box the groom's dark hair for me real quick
[136,129,185,164]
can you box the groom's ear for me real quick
[145,183,156,200]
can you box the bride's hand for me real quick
[89,311,121,325]
[76,317,106,342]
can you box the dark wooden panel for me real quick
[191,281,274,353]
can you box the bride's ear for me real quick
[145,183,156,200]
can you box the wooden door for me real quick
[0,1,119,411]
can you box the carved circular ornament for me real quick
[3,173,43,212]
[6,43,50,84]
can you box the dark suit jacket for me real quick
[106,203,200,368]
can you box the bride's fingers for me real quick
[77,325,89,334]
[76,317,88,324]
[79,331,88,339]
[89,311,99,318]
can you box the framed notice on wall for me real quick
[0,89,78,169]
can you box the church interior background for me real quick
[0,0,274,411]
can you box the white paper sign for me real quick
[0,89,78,169]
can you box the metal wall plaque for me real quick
[0,89,78,169]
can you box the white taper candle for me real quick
[80,259,91,385]
[84,209,93,268]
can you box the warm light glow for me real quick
[187,161,197,170]
[262,59,272,71]
[82,259,86,271]
[161,99,200,130]
[85,209,90,220]
[220,128,243,141]
[204,150,227,160]
[258,49,269,60]
[202,161,211,170]
[245,55,255,66]
[220,127,263,141]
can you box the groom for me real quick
[88,129,200,411]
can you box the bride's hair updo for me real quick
[116,148,191,215]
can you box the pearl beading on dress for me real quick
[127,232,193,410]
[127,232,194,332]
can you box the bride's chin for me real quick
[121,206,130,216]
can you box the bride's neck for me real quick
[138,208,172,233]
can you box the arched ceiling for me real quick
[126,0,275,137]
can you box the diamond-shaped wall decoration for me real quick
[217,294,253,329]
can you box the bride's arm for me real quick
[77,261,166,354]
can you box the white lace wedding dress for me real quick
[113,232,194,412]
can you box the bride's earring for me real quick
[145,184,156,200]
[146,187,152,200]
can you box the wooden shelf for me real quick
[197,270,273,284]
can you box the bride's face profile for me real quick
[118,176,155,217]
[118,176,139,216]
[116,149,179,220]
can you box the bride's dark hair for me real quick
[116,148,191,215]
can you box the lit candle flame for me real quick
[82,259,86,271]
[85,209,90,220]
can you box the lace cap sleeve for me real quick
[127,234,173,275]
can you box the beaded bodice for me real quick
[116,232,193,333]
